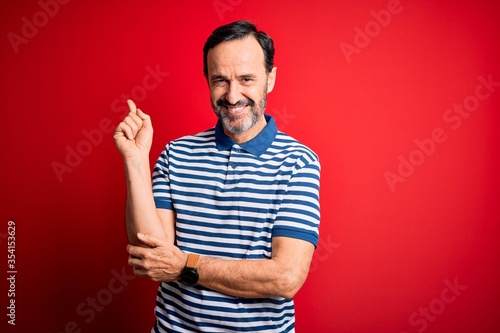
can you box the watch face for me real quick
[181,267,199,286]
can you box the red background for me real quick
[1,0,500,332]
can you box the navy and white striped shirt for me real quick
[151,115,320,332]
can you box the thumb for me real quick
[126,99,138,114]
[137,233,163,247]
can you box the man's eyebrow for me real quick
[210,74,227,81]
[239,74,257,79]
[210,73,257,81]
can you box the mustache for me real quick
[216,98,255,108]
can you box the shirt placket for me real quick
[224,145,242,188]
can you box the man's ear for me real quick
[267,67,277,93]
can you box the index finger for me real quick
[127,244,144,258]
[127,99,138,114]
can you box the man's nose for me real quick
[225,81,242,105]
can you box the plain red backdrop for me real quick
[1,0,500,332]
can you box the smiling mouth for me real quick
[225,105,248,114]
[217,98,255,114]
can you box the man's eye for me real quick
[213,79,226,85]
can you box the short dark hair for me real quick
[203,20,275,77]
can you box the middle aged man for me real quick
[114,20,321,332]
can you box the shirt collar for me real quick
[215,114,277,156]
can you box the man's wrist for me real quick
[124,155,151,176]
[180,253,200,286]
[123,152,149,166]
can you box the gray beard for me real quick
[213,88,268,135]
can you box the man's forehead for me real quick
[207,36,266,74]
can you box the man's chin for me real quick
[222,117,253,135]
[223,122,246,135]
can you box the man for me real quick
[114,20,320,332]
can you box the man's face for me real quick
[207,36,276,140]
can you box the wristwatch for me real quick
[180,253,200,286]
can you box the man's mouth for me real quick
[225,105,248,114]
[217,98,255,116]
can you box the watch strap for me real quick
[186,253,200,269]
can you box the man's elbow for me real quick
[276,273,308,299]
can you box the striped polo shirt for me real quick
[151,115,320,332]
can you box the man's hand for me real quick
[127,233,188,282]
[114,99,153,160]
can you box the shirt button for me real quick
[230,162,237,169]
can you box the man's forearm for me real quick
[196,256,305,299]
[124,156,168,246]
[126,235,314,298]
[195,238,314,299]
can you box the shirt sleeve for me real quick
[272,155,321,247]
[152,143,174,210]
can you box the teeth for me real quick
[228,106,245,112]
